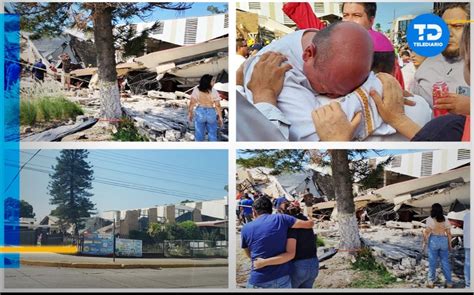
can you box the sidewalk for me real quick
[19,252,228,269]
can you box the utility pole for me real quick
[112,214,116,263]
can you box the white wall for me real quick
[377,149,470,178]
[183,198,227,220]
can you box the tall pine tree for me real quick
[48,150,95,236]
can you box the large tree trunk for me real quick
[330,150,361,251]
[93,6,122,121]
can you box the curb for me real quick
[20,260,228,269]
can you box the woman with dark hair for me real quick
[423,203,453,288]
[188,74,223,141]
[253,201,319,288]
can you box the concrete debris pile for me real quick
[122,94,193,142]
[360,224,466,287]
[70,90,194,142]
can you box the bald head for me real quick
[302,22,373,97]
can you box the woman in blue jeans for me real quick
[188,74,223,141]
[253,201,319,288]
[423,203,453,288]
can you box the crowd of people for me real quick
[236,2,471,142]
[237,191,470,289]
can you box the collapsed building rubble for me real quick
[236,163,470,286]
[19,29,229,141]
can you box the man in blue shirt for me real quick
[273,195,288,213]
[241,196,314,288]
[240,195,254,224]
[32,59,47,82]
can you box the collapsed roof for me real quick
[24,32,96,67]
[373,165,470,211]
[236,167,329,200]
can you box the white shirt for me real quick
[412,54,469,108]
[190,86,220,104]
[464,211,470,249]
[401,62,416,92]
[242,30,431,141]
[236,54,247,70]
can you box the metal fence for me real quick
[142,240,228,258]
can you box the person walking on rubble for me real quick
[423,203,453,288]
[188,74,223,141]
[59,53,72,90]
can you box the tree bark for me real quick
[93,6,122,121]
[330,150,361,251]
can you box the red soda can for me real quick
[433,81,449,117]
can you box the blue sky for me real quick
[120,3,228,24]
[374,2,434,32]
[13,150,228,219]
[7,2,228,25]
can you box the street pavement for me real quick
[4,265,228,289]
[18,253,228,268]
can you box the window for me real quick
[457,149,470,160]
[248,2,261,10]
[392,156,402,168]
[184,18,198,45]
[314,3,325,14]
[421,152,433,177]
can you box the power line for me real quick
[20,150,226,183]
[95,150,224,177]
[4,149,41,194]
[8,162,218,202]
[91,151,226,181]
[19,151,225,192]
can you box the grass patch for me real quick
[112,117,148,142]
[20,95,84,126]
[350,248,396,288]
[20,100,37,126]
[316,235,325,247]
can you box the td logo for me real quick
[407,13,449,57]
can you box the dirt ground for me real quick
[236,233,412,289]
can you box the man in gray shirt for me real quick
[412,3,470,108]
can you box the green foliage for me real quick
[350,248,396,288]
[207,4,228,14]
[20,96,84,126]
[357,156,393,190]
[48,150,95,236]
[316,235,325,247]
[129,229,153,244]
[14,3,193,40]
[178,221,202,240]
[147,221,203,243]
[237,149,393,189]
[20,200,36,218]
[112,117,148,142]
[237,150,309,175]
[202,228,223,242]
[20,100,37,126]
